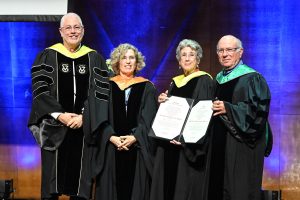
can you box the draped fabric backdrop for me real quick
[0,0,299,199]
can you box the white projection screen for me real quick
[0,0,69,21]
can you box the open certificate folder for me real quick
[149,96,213,143]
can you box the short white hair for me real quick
[217,35,243,49]
[60,12,83,27]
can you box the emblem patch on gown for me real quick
[60,63,70,73]
[77,64,87,75]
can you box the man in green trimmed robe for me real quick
[208,35,272,200]
[28,13,109,200]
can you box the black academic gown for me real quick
[28,43,109,199]
[208,65,272,200]
[150,73,215,200]
[94,78,158,200]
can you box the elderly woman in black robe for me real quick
[150,39,215,200]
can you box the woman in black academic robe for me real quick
[150,39,215,200]
[93,43,158,200]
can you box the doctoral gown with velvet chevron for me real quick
[28,43,110,199]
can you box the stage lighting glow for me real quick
[18,146,40,169]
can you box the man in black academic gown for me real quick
[28,13,109,200]
[208,35,272,200]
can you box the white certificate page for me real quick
[182,100,213,143]
[151,96,192,140]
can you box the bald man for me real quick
[208,35,272,200]
[28,13,109,200]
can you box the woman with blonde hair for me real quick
[94,43,158,200]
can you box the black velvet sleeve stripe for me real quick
[32,75,54,85]
[93,67,109,77]
[33,85,49,99]
[95,91,109,101]
[94,78,109,90]
[32,64,54,73]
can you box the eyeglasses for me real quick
[216,47,240,55]
[60,25,83,32]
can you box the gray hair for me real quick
[60,12,83,28]
[110,43,145,75]
[176,39,203,62]
[236,38,243,48]
[217,35,243,49]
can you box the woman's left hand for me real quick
[170,139,182,145]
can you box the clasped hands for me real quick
[57,112,83,129]
[110,135,137,151]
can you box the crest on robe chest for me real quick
[56,51,90,78]
[58,62,89,75]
